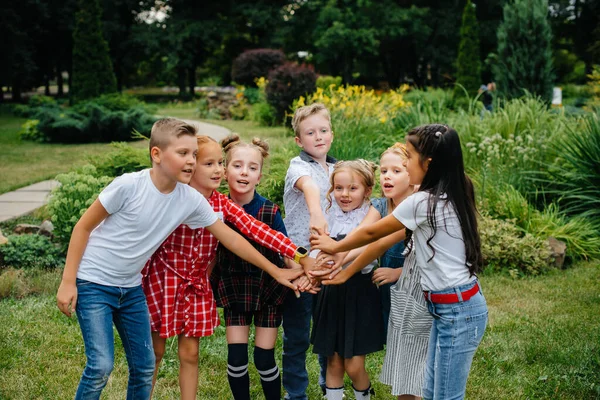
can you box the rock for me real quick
[0,229,7,245]
[548,237,567,268]
[13,224,40,234]
[38,220,55,237]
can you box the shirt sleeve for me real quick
[225,200,298,258]
[286,158,311,193]
[184,191,219,229]
[97,175,131,214]
[392,191,429,231]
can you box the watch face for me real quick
[297,247,309,256]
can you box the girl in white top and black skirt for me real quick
[310,159,383,400]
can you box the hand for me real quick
[293,275,321,294]
[309,213,328,236]
[274,267,304,297]
[309,227,338,254]
[315,251,347,270]
[298,256,316,273]
[57,281,78,317]
[372,267,402,286]
[318,267,350,285]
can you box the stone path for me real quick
[0,119,230,222]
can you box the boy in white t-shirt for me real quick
[56,118,304,400]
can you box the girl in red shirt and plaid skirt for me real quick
[142,136,310,400]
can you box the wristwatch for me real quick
[293,246,309,263]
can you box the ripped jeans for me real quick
[75,279,155,400]
[422,280,488,400]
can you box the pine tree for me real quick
[493,0,555,102]
[70,0,117,102]
[454,0,482,98]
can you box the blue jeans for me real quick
[75,279,155,400]
[282,291,327,399]
[423,280,487,400]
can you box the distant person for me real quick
[479,82,496,113]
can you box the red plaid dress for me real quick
[142,190,298,338]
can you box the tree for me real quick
[70,0,117,101]
[455,0,482,97]
[493,0,555,101]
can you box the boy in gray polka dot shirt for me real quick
[282,103,336,399]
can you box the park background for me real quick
[1,0,599,398]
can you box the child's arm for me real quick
[310,213,405,255]
[295,176,328,234]
[314,229,405,285]
[206,219,304,294]
[56,199,109,317]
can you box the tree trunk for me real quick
[188,66,196,96]
[12,82,22,102]
[177,67,186,97]
[57,64,64,97]
[45,76,51,96]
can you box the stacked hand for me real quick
[309,227,338,254]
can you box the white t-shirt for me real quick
[283,151,336,248]
[77,169,218,287]
[392,191,475,291]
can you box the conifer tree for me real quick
[70,0,117,102]
[493,0,555,101]
[454,0,482,97]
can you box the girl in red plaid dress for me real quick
[212,135,318,400]
[142,136,313,400]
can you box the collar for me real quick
[299,150,337,164]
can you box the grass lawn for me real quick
[0,111,146,194]
[0,261,598,399]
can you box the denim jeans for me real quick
[75,279,155,400]
[422,280,487,400]
[282,291,327,399]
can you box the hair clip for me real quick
[435,131,442,137]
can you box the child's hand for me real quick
[315,251,345,270]
[309,227,337,254]
[310,214,328,236]
[317,267,349,285]
[274,267,304,297]
[57,281,78,317]
[372,267,403,286]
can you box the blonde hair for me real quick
[221,134,269,168]
[326,159,377,210]
[380,142,409,213]
[149,118,197,155]
[291,103,331,137]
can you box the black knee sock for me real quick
[227,343,250,400]
[253,346,280,400]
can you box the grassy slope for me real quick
[0,261,598,399]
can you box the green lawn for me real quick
[0,261,598,399]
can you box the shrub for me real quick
[259,143,297,212]
[47,166,113,250]
[266,63,317,122]
[454,0,482,98]
[88,142,150,177]
[249,102,277,126]
[231,49,286,87]
[0,234,64,270]
[18,119,43,142]
[479,214,552,276]
[316,75,342,89]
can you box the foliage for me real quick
[316,75,342,89]
[493,0,555,102]
[249,102,277,127]
[0,234,64,270]
[21,95,156,143]
[266,63,317,122]
[479,214,552,276]
[454,0,482,97]
[70,0,117,101]
[259,142,297,212]
[0,268,62,299]
[295,84,411,125]
[87,141,150,177]
[231,49,286,87]
[586,66,600,110]
[18,119,43,142]
[47,166,113,250]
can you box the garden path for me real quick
[0,119,231,222]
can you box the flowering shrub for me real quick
[267,63,317,122]
[231,49,286,87]
[294,84,411,124]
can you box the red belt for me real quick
[424,282,480,304]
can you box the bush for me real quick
[266,63,317,122]
[249,102,277,126]
[18,119,43,142]
[0,234,64,270]
[47,166,113,250]
[479,214,552,276]
[231,49,286,87]
[316,75,342,89]
[88,142,150,177]
[21,95,157,143]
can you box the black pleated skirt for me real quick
[311,271,384,358]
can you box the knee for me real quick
[254,346,275,370]
[178,346,199,366]
[228,343,249,366]
[153,346,165,364]
[344,360,365,379]
[84,358,114,383]
[327,357,344,376]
